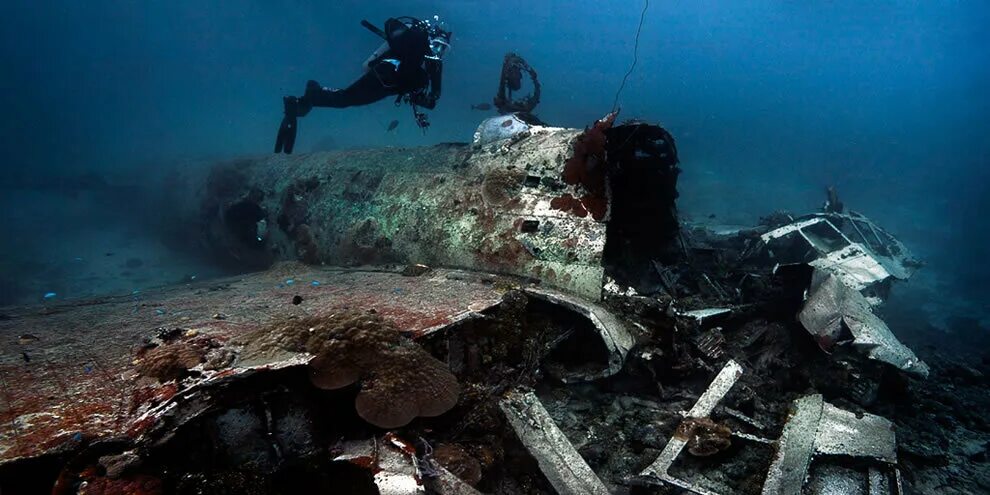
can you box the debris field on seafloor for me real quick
[1,114,987,494]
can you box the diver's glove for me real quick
[409,90,438,110]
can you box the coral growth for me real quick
[354,343,461,428]
[277,177,322,264]
[294,224,320,265]
[481,167,525,206]
[675,417,732,457]
[560,112,617,221]
[254,310,460,428]
[343,219,394,265]
[549,194,588,218]
[135,345,205,382]
[276,177,320,235]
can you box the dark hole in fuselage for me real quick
[520,219,540,233]
[528,298,611,380]
[141,368,378,493]
[601,123,682,293]
[225,200,267,249]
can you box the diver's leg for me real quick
[306,70,395,108]
[275,70,396,154]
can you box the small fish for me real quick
[22,352,30,363]
[18,334,39,345]
[471,103,492,111]
[386,120,399,132]
[708,214,717,219]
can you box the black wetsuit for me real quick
[310,19,442,109]
[275,18,443,154]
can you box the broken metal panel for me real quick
[523,287,635,382]
[762,394,901,495]
[684,360,745,418]
[762,394,824,495]
[732,431,774,445]
[499,389,610,495]
[805,464,867,495]
[799,270,929,377]
[377,435,427,495]
[808,244,892,292]
[331,435,426,495]
[0,265,507,464]
[868,467,893,495]
[759,212,918,293]
[680,307,733,324]
[760,216,835,244]
[845,311,930,379]
[816,402,897,463]
[831,211,920,281]
[639,360,743,488]
[694,328,726,360]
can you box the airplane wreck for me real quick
[1,114,987,494]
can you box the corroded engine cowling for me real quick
[176,115,679,300]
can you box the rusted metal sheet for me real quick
[0,264,507,464]
[163,116,679,301]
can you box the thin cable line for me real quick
[612,0,650,114]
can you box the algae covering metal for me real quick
[0,263,508,464]
[185,116,677,301]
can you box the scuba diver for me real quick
[274,15,451,154]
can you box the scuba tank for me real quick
[359,16,450,70]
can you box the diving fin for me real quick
[274,114,297,154]
[274,96,300,154]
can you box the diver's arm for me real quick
[413,58,443,109]
[362,42,390,72]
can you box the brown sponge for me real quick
[255,310,460,428]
